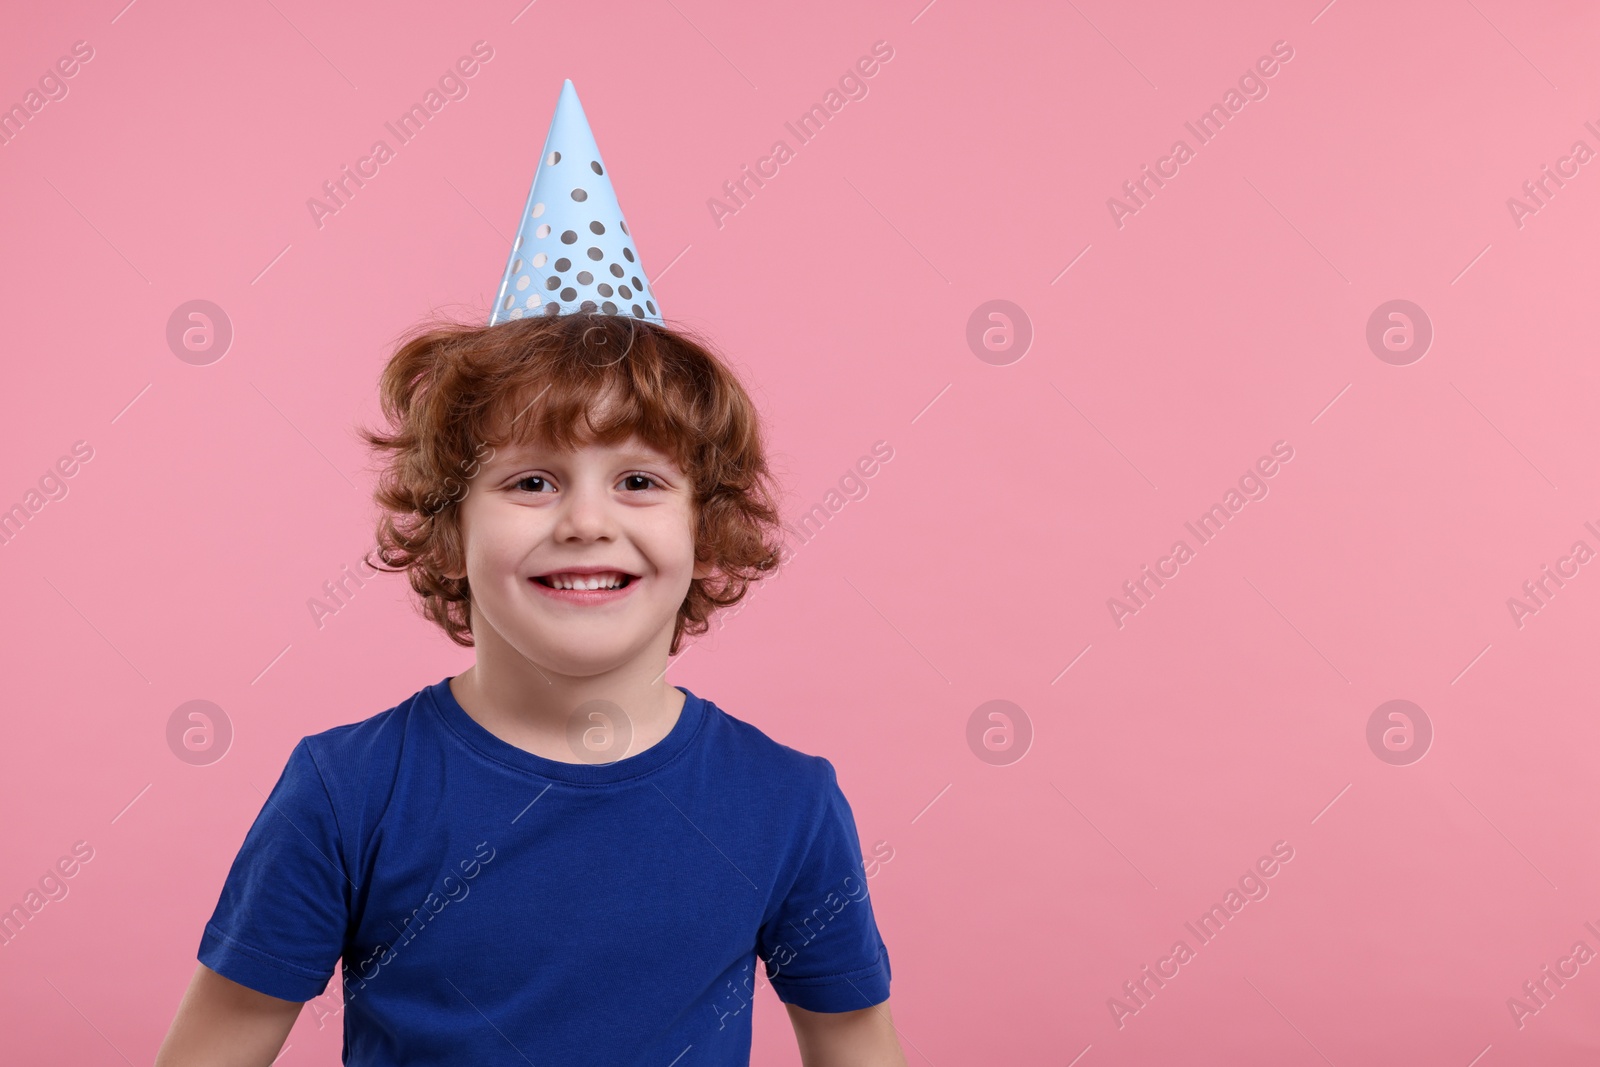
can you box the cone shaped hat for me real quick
[489,80,661,326]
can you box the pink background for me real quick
[3,0,1599,1063]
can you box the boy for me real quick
[156,81,903,1067]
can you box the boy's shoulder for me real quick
[699,694,846,809]
[701,695,835,775]
[293,681,425,769]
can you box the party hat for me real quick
[489,80,662,326]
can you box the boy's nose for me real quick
[552,482,617,541]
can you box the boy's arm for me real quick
[786,998,908,1067]
[154,963,303,1067]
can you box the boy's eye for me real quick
[511,473,660,493]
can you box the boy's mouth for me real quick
[532,571,637,591]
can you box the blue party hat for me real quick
[489,80,662,326]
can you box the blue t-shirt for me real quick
[198,677,891,1065]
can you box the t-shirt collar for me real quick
[425,676,706,785]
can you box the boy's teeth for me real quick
[547,572,627,590]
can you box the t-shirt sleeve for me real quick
[197,738,352,1002]
[755,759,892,1012]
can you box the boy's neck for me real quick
[448,653,685,766]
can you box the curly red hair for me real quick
[357,312,786,655]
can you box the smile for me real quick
[529,572,638,604]
[534,571,634,590]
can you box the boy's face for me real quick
[449,423,713,678]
